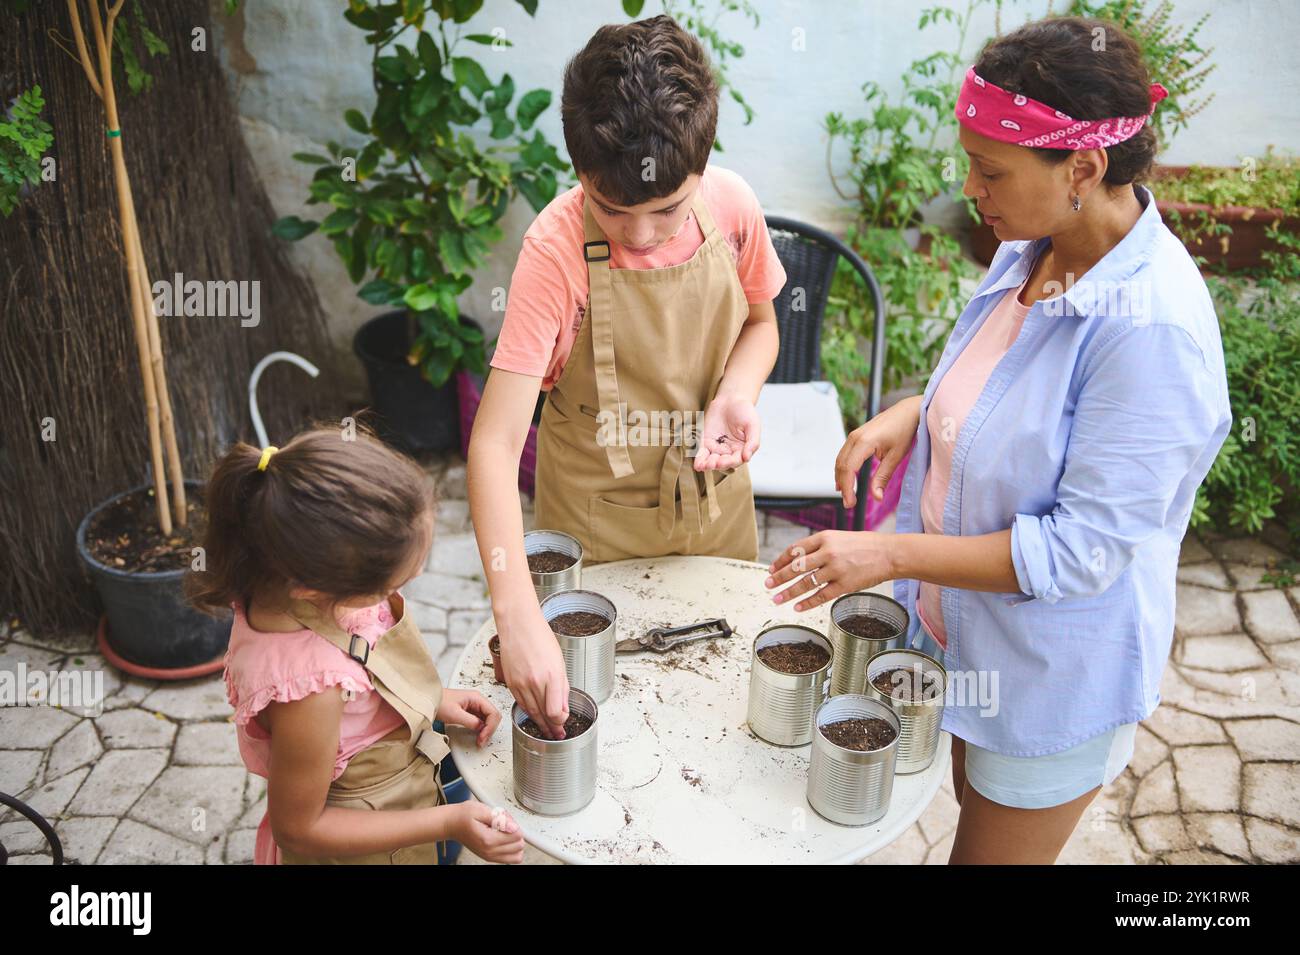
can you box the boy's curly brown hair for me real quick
[561,14,718,206]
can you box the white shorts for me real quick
[960,721,1138,809]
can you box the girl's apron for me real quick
[278,593,451,865]
[534,193,760,564]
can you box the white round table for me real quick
[447,555,950,864]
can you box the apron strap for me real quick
[655,420,725,539]
[285,596,442,724]
[582,199,636,480]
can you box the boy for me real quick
[468,15,786,737]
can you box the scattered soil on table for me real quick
[85,486,207,573]
[820,717,897,751]
[871,666,940,702]
[528,550,577,574]
[837,614,902,641]
[757,641,829,674]
[518,711,593,740]
[550,611,610,636]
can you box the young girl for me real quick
[187,425,524,865]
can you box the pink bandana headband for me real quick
[956,66,1169,150]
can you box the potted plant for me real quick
[1150,151,1300,272]
[274,0,569,453]
[823,1,985,413]
[49,0,232,676]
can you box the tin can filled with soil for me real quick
[524,530,582,602]
[747,625,833,746]
[865,649,946,774]
[827,592,908,697]
[807,694,901,826]
[540,589,616,704]
[511,688,599,815]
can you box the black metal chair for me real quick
[754,215,886,532]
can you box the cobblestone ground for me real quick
[3,453,1296,864]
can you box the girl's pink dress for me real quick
[223,596,407,864]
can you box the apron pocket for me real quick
[588,495,679,563]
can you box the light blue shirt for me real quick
[893,185,1233,757]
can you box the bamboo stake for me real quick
[67,0,174,534]
[126,187,187,526]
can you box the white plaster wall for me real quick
[214,0,1300,391]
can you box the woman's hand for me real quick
[500,613,572,739]
[436,689,501,747]
[695,393,760,471]
[764,531,896,612]
[837,395,922,508]
[449,801,525,864]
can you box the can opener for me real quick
[615,617,733,653]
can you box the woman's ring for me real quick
[810,569,821,587]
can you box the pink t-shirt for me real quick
[223,595,407,865]
[490,164,788,390]
[917,278,1033,650]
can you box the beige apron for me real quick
[534,193,760,564]
[279,593,451,865]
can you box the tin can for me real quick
[747,624,833,746]
[539,589,616,704]
[827,592,908,697]
[524,530,583,602]
[865,648,946,774]
[511,688,598,816]
[807,694,901,826]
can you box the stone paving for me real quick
[2,452,1297,864]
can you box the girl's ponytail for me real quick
[184,441,278,615]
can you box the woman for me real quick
[766,17,1232,863]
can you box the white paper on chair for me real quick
[747,381,846,499]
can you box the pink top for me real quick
[223,595,406,865]
[489,164,788,391]
[917,278,1033,650]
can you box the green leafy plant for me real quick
[821,1,985,418]
[111,0,170,94]
[1155,151,1300,210]
[0,86,53,217]
[1060,0,1215,150]
[274,0,569,387]
[1192,237,1300,546]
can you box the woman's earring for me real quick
[1071,194,1082,212]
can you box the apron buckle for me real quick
[583,240,611,262]
[348,633,370,666]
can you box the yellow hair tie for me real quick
[257,446,279,471]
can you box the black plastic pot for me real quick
[355,311,480,453]
[76,481,231,674]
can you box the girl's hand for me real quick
[501,615,572,739]
[764,531,896,612]
[437,689,500,747]
[451,801,525,864]
[695,394,760,471]
[837,395,922,508]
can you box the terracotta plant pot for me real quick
[488,634,504,684]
